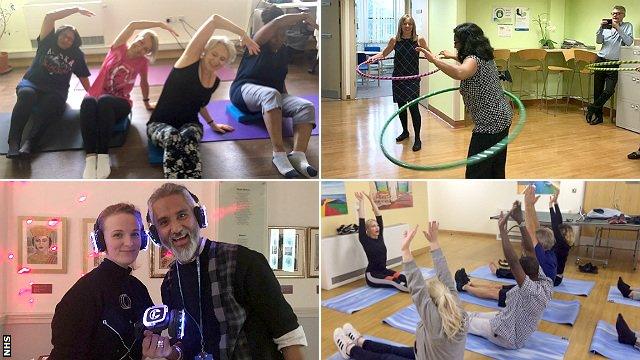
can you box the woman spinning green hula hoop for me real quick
[392,22,520,178]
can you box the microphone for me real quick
[135,305,185,340]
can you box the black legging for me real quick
[8,86,66,146]
[465,128,509,179]
[396,100,421,139]
[350,339,415,360]
[80,95,131,154]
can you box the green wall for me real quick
[565,0,639,44]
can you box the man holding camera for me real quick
[586,5,633,125]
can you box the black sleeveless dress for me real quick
[392,37,420,103]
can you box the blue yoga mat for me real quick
[458,291,580,325]
[327,335,411,360]
[322,268,435,314]
[590,320,640,358]
[382,310,569,360]
[469,265,595,296]
[607,286,640,308]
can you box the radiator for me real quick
[321,223,409,290]
[22,1,105,48]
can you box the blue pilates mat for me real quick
[322,268,435,314]
[607,286,640,308]
[469,265,595,296]
[590,320,640,358]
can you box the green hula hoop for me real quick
[585,60,640,71]
[380,87,526,171]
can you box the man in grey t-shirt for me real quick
[466,203,553,349]
[587,5,634,125]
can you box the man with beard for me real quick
[141,183,306,360]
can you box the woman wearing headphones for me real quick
[49,203,182,360]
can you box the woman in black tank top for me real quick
[368,15,429,152]
[146,14,259,178]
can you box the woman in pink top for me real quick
[81,21,177,179]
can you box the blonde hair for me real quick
[204,36,237,64]
[536,227,555,250]
[395,14,418,42]
[135,29,159,63]
[559,224,575,247]
[427,279,465,339]
[365,219,378,236]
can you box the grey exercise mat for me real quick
[0,109,128,155]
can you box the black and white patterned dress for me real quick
[459,55,512,133]
[392,38,420,103]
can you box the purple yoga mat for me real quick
[199,95,319,142]
[73,64,237,89]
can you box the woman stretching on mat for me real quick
[147,14,259,178]
[229,5,318,178]
[616,314,640,351]
[81,21,177,179]
[489,184,570,286]
[367,14,428,152]
[416,23,512,178]
[333,221,467,359]
[355,191,408,292]
[464,205,552,350]
[6,7,93,159]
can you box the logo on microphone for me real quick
[149,309,162,321]
[143,305,169,328]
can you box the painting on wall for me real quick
[268,226,306,278]
[150,245,175,278]
[369,181,413,210]
[517,181,560,195]
[18,216,67,273]
[82,218,106,274]
[321,181,348,216]
[307,227,319,278]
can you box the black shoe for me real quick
[18,139,33,156]
[618,277,632,298]
[396,132,409,142]
[455,268,470,292]
[585,107,595,123]
[579,262,598,274]
[589,114,603,125]
[412,139,422,152]
[337,224,346,234]
[616,313,638,345]
[6,141,20,159]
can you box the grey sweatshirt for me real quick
[404,249,467,360]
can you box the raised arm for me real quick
[254,12,313,45]
[416,47,478,80]
[510,200,535,258]
[417,36,430,53]
[112,21,178,48]
[523,185,540,246]
[364,191,381,217]
[40,7,95,40]
[175,14,259,68]
[354,192,365,219]
[499,211,526,286]
[423,221,456,293]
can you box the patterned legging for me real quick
[147,122,203,179]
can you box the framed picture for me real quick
[150,245,175,278]
[307,227,319,278]
[267,226,306,278]
[18,216,67,273]
[82,218,106,275]
[321,181,348,216]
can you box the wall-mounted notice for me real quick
[218,182,267,254]
[498,25,513,38]
[515,7,530,31]
[493,7,514,25]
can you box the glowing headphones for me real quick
[146,191,208,246]
[90,214,148,253]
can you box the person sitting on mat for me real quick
[81,21,177,179]
[6,6,93,159]
[416,23,512,179]
[489,184,569,286]
[618,277,640,300]
[367,14,429,152]
[462,204,552,350]
[333,221,467,360]
[229,5,318,178]
[147,14,259,179]
[616,313,640,351]
[356,191,408,292]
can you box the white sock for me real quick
[272,152,299,178]
[96,154,111,179]
[288,151,317,178]
[83,154,97,179]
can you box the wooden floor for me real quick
[321,97,640,179]
[321,231,640,359]
[0,58,318,179]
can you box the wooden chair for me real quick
[545,50,575,113]
[571,49,598,115]
[513,49,548,103]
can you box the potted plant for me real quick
[0,1,16,75]
[532,13,557,49]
